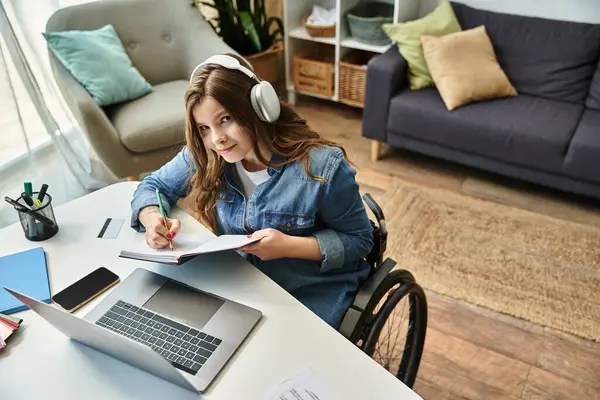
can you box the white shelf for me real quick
[340,37,393,54]
[284,0,419,106]
[288,26,336,45]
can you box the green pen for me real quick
[156,189,173,250]
[23,182,36,235]
[24,182,33,196]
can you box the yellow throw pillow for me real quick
[421,25,517,111]
[382,0,462,90]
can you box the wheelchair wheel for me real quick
[358,269,427,388]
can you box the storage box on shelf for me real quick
[293,49,335,98]
[338,50,376,107]
[346,1,394,46]
[284,0,419,105]
[303,15,336,38]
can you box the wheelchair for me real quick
[338,193,428,389]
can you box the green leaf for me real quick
[239,11,262,52]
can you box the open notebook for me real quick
[119,234,261,265]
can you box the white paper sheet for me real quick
[262,367,337,400]
[124,234,212,258]
[122,233,261,258]
[194,234,260,254]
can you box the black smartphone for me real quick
[52,267,120,312]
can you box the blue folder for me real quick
[0,247,51,314]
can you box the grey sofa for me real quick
[363,2,600,200]
[46,0,234,180]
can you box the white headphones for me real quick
[190,54,281,123]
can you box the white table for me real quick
[0,182,422,399]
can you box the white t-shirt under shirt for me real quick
[235,161,270,199]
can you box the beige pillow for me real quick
[421,25,517,111]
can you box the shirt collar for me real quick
[267,154,286,176]
[224,154,286,180]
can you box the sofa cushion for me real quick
[564,110,600,184]
[106,80,187,153]
[387,88,583,173]
[450,2,600,104]
[421,25,517,111]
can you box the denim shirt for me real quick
[130,145,373,327]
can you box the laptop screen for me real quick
[143,280,224,329]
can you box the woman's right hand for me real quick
[139,206,181,249]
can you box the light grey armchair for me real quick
[46,0,235,180]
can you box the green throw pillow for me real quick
[382,0,462,90]
[43,24,152,107]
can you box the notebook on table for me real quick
[119,234,261,265]
[0,247,51,314]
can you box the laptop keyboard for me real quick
[95,300,222,376]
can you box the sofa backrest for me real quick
[450,2,600,104]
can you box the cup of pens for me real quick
[5,183,59,242]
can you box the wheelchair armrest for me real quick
[338,258,397,339]
[363,193,386,234]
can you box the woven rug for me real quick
[370,179,600,342]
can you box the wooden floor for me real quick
[292,96,600,400]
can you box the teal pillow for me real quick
[43,24,152,107]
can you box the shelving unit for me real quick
[283,0,419,105]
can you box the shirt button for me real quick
[286,222,292,229]
[249,201,255,206]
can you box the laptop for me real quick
[4,267,262,393]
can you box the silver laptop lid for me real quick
[3,287,199,393]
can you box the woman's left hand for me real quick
[238,228,290,261]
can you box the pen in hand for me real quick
[155,189,173,250]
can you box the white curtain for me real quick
[0,0,116,190]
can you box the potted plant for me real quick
[194,0,284,83]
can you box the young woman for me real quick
[130,53,373,329]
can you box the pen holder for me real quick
[15,191,59,241]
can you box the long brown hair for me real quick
[184,53,349,233]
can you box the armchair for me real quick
[46,0,235,180]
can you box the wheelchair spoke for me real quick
[377,293,406,347]
[372,295,411,375]
[361,273,428,388]
[391,298,409,353]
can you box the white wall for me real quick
[419,0,600,24]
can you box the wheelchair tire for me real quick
[360,270,428,389]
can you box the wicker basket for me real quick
[346,1,394,45]
[245,42,283,83]
[293,49,335,98]
[303,15,336,38]
[339,51,375,108]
